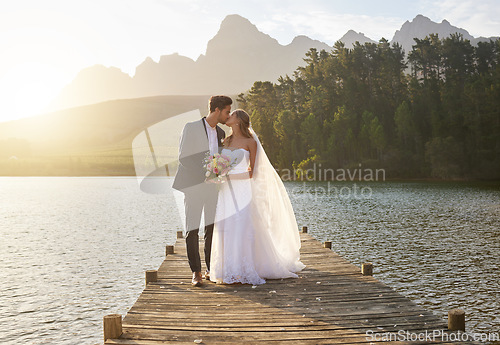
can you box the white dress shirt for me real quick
[204,118,219,156]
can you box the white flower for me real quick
[205,171,210,177]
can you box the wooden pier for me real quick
[104,229,470,344]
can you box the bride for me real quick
[210,109,305,285]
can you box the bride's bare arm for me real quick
[248,138,257,178]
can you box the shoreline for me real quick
[1,174,499,184]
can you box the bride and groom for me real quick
[172,95,304,286]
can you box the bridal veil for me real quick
[249,126,305,273]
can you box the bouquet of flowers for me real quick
[203,152,236,184]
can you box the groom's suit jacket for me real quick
[172,117,226,193]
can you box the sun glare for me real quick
[0,62,66,122]
[0,5,110,123]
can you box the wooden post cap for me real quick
[448,309,465,331]
[302,226,308,233]
[103,314,122,341]
[362,262,373,276]
[324,241,332,249]
[145,270,158,285]
[166,245,174,255]
[176,230,183,239]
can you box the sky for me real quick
[0,0,499,122]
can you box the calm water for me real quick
[0,177,499,344]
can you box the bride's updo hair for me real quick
[225,109,253,146]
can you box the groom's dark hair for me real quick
[209,95,232,113]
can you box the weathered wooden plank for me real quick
[119,328,376,342]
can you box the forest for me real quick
[238,34,500,180]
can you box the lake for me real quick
[0,177,499,344]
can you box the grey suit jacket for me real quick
[172,117,226,192]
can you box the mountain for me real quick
[2,14,498,176]
[133,54,197,97]
[391,14,497,54]
[53,65,135,111]
[339,30,376,47]
[48,14,498,112]
[49,14,330,111]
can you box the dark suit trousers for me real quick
[184,184,218,273]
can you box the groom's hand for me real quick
[226,172,250,180]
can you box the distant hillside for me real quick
[1,95,214,153]
[0,95,218,175]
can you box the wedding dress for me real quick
[210,129,305,285]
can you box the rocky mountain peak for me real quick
[339,30,376,47]
[391,14,474,54]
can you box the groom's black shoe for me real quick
[192,272,203,287]
[205,270,210,280]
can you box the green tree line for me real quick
[238,34,500,180]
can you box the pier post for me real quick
[166,245,174,255]
[103,314,122,341]
[448,309,465,331]
[362,262,373,276]
[302,226,308,233]
[324,241,332,249]
[145,270,158,285]
[177,231,183,239]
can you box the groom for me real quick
[172,95,232,286]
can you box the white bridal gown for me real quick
[210,147,304,285]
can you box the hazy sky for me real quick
[0,0,498,122]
